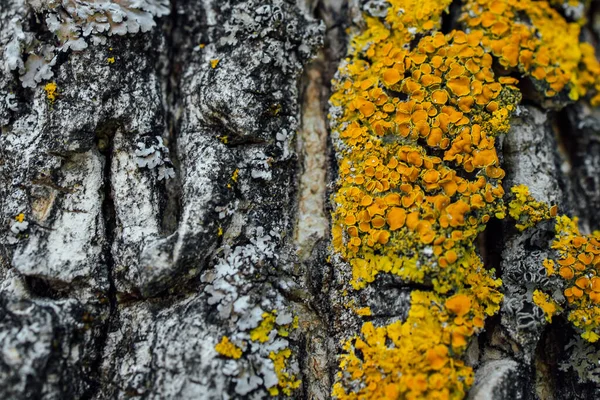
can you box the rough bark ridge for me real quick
[1,0,600,399]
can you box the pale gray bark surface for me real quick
[1,0,600,399]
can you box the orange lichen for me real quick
[330,0,514,397]
[542,216,600,342]
[461,0,600,105]
[330,0,600,398]
[334,292,476,399]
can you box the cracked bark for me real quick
[1,0,600,399]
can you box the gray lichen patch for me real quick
[499,105,576,360]
[1,0,169,88]
[0,277,109,400]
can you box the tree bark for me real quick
[1,1,600,399]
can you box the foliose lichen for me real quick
[560,336,600,384]
[542,216,600,342]
[329,0,600,398]
[7,213,29,245]
[134,136,175,181]
[3,0,169,88]
[205,227,301,397]
[508,184,557,231]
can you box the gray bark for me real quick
[1,0,600,399]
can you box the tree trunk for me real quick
[1,0,600,399]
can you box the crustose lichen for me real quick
[4,0,169,88]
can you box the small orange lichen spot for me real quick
[355,307,372,316]
[107,57,115,64]
[432,89,449,104]
[426,344,449,370]
[199,43,206,49]
[44,82,58,102]
[445,294,471,316]
[15,213,25,223]
[210,59,220,68]
[447,77,471,97]
[215,336,243,359]
[232,169,239,183]
[383,68,401,85]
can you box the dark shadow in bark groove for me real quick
[81,127,119,400]
[442,0,463,34]
[159,0,183,237]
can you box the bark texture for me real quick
[1,0,600,399]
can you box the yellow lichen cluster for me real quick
[214,311,301,396]
[334,290,501,399]
[543,216,600,342]
[330,0,515,398]
[44,82,58,102]
[532,289,561,322]
[330,0,600,397]
[215,336,243,359]
[461,0,600,104]
[508,185,557,231]
[250,311,278,343]
[503,190,600,343]
[268,348,302,396]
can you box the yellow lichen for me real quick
[330,0,600,397]
[532,289,560,322]
[107,57,115,64]
[508,184,556,231]
[268,349,302,396]
[216,311,301,396]
[215,336,243,359]
[44,82,58,102]
[250,311,277,343]
[543,216,600,342]
[210,59,220,69]
[15,213,25,223]
[461,0,600,105]
[355,307,372,316]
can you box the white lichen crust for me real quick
[1,0,322,398]
[1,0,169,88]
